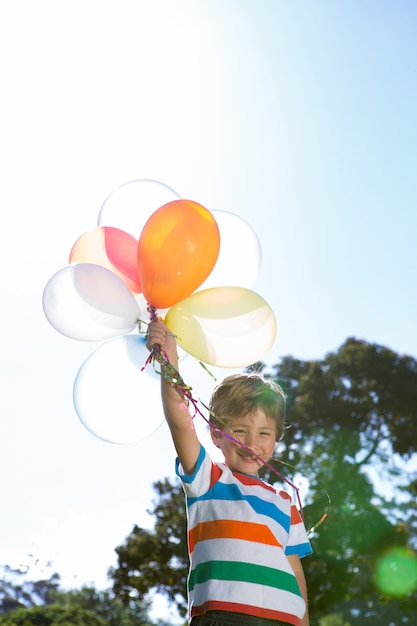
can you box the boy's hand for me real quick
[146,319,178,364]
[146,319,166,350]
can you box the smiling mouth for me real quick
[238,452,260,461]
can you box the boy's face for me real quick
[210,409,277,476]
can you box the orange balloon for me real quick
[137,199,220,309]
[70,226,141,293]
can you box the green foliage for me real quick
[274,337,417,461]
[0,567,156,626]
[0,567,61,613]
[109,479,188,618]
[0,602,107,626]
[318,614,351,626]
[269,338,417,623]
[50,587,154,626]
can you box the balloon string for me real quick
[267,457,331,535]
[141,307,330,534]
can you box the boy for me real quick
[146,319,312,626]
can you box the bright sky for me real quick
[1,1,416,622]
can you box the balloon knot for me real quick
[147,303,158,322]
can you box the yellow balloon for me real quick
[165,287,276,367]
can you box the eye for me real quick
[232,428,246,435]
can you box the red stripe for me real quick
[209,462,222,489]
[291,504,303,524]
[233,472,277,493]
[192,600,300,625]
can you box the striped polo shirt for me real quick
[176,445,312,626]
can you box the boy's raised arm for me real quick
[146,319,201,475]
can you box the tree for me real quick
[0,603,107,626]
[50,586,155,626]
[0,567,158,626]
[0,567,60,614]
[109,338,417,625]
[266,338,417,623]
[109,479,188,618]
[318,615,351,626]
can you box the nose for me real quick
[244,432,259,452]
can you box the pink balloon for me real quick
[69,226,141,294]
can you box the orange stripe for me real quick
[189,519,282,553]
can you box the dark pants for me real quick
[190,610,291,626]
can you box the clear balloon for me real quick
[197,211,262,291]
[69,226,141,294]
[134,293,152,322]
[42,263,140,341]
[97,179,181,239]
[73,334,164,444]
[138,199,220,309]
[164,286,276,367]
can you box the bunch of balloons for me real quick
[42,179,276,444]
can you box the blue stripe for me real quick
[175,446,206,484]
[187,481,291,532]
[286,542,313,558]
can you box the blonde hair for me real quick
[209,373,286,441]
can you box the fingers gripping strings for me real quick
[141,305,201,416]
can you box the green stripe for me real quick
[189,560,301,597]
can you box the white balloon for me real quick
[42,263,140,341]
[97,179,181,238]
[197,211,262,291]
[73,335,164,444]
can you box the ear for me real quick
[210,427,223,448]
